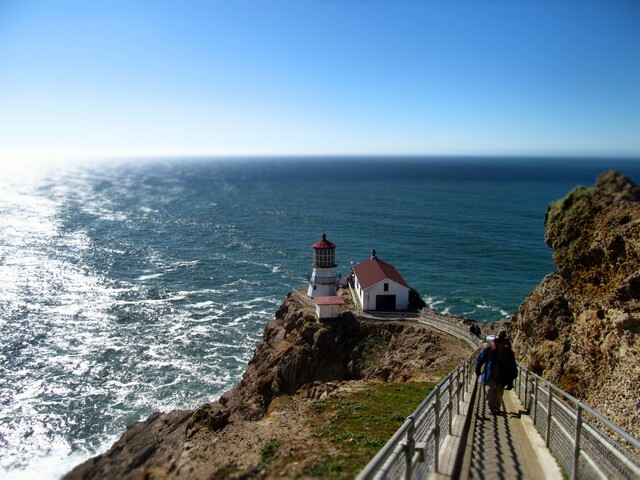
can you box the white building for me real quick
[315,295,344,320]
[352,250,410,311]
[307,233,339,298]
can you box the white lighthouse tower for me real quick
[307,233,338,298]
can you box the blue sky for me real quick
[0,0,639,162]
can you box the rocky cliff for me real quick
[510,171,640,437]
[65,291,470,479]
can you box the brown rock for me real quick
[186,402,229,438]
[66,290,470,479]
[512,170,640,438]
[64,409,192,480]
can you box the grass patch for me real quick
[308,382,436,478]
[310,399,325,413]
[260,438,284,468]
[294,453,348,478]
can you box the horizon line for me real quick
[2,149,640,164]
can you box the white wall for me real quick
[354,278,365,309]
[307,266,338,298]
[355,278,409,310]
[316,303,341,319]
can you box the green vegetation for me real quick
[310,399,326,413]
[214,464,239,477]
[295,453,348,478]
[355,335,385,376]
[305,382,436,478]
[259,382,439,478]
[260,438,284,468]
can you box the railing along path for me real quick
[289,289,640,478]
[357,312,481,479]
[515,365,640,479]
[357,310,640,480]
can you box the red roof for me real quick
[352,258,410,290]
[314,296,345,305]
[312,233,336,249]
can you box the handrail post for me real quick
[405,416,415,480]
[572,402,582,480]
[434,387,441,473]
[466,359,471,391]
[524,369,529,411]
[448,378,453,435]
[532,377,539,425]
[456,368,461,415]
[545,387,553,447]
[461,362,466,401]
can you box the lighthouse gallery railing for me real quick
[306,273,340,285]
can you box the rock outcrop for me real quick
[511,171,640,437]
[65,290,470,479]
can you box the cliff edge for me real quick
[65,291,470,479]
[511,170,640,437]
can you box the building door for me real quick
[375,295,396,311]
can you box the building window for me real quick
[384,283,389,291]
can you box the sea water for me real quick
[1,157,639,478]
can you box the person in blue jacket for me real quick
[475,330,518,414]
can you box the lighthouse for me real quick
[307,233,338,298]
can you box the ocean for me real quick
[1,157,639,478]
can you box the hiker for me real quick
[469,324,481,338]
[475,330,517,414]
[473,324,482,338]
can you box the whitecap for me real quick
[476,302,510,316]
[423,295,446,311]
[99,211,128,222]
[191,301,216,308]
[223,278,261,287]
[138,273,163,280]
[175,288,225,296]
[116,295,186,306]
[165,260,200,269]
[2,435,74,480]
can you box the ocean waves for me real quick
[0,163,287,478]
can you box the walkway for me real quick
[466,386,560,479]
[433,378,561,480]
[354,305,563,479]
[301,293,640,480]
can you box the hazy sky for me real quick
[1,0,639,161]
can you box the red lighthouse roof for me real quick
[312,233,336,249]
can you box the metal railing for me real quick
[359,311,640,479]
[418,310,484,350]
[342,301,487,478]
[349,283,363,310]
[357,349,480,480]
[290,288,315,308]
[288,289,640,479]
[515,364,640,480]
[355,310,420,321]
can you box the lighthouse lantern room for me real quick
[307,233,338,298]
